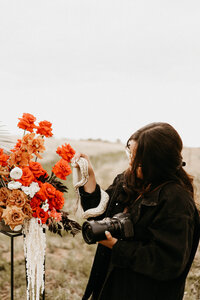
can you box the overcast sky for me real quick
[0,0,200,147]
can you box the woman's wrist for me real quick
[84,172,96,193]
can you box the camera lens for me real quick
[81,213,134,244]
[82,223,95,244]
[82,220,108,244]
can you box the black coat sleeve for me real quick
[111,185,198,281]
[79,173,124,215]
[79,184,101,212]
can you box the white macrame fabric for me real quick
[23,219,46,300]
[72,157,109,219]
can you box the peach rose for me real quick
[8,190,28,207]
[22,203,33,219]
[0,207,3,221]
[2,206,25,230]
[0,187,11,206]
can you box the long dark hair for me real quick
[124,122,193,201]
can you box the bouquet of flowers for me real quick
[0,113,81,300]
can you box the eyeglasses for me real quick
[125,147,132,161]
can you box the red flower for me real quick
[19,166,35,186]
[56,143,75,162]
[30,195,41,210]
[52,159,72,180]
[32,207,49,224]
[36,182,56,201]
[36,120,53,137]
[29,161,48,179]
[0,149,9,167]
[18,113,37,133]
[50,190,64,210]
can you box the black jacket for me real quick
[80,174,200,300]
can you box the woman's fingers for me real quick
[105,231,112,240]
[72,152,90,168]
[71,153,81,167]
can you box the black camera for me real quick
[82,212,134,244]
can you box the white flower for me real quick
[10,167,23,180]
[8,180,22,190]
[21,185,30,195]
[29,182,40,197]
[13,225,22,231]
[21,182,40,198]
[41,200,49,212]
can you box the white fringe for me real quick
[23,219,46,300]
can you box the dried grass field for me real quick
[0,139,200,300]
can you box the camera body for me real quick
[82,212,134,244]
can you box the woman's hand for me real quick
[98,231,118,249]
[72,152,96,193]
[72,152,94,176]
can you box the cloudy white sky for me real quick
[0,0,200,147]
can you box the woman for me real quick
[74,122,200,300]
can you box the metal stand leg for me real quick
[11,236,14,300]
[0,230,22,300]
[1,230,46,300]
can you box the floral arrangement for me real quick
[0,113,81,300]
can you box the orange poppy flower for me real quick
[18,113,37,133]
[36,182,56,202]
[36,120,53,137]
[32,207,49,224]
[56,143,75,162]
[0,149,9,167]
[19,166,35,186]
[29,161,48,179]
[52,159,72,180]
[51,190,65,210]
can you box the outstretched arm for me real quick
[72,152,96,193]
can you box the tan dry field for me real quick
[0,138,200,299]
